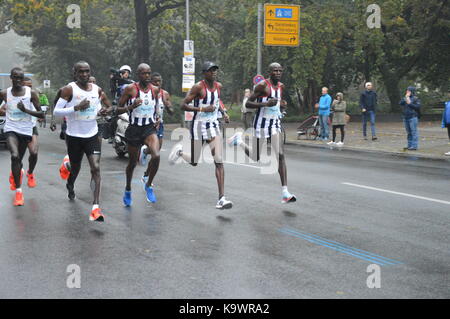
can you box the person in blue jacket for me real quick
[315,87,332,141]
[400,86,421,151]
[442,96,450,156]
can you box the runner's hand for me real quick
[76,98,90,111]
[154,116,161,129]
[98,107,108,116]
[131,98,143,109]
[50,121,57,131]
[203,105,215,112]
[265,98,278,107]
[17,101,26,112]
[224,113,230,123]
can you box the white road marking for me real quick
[342,182,450,205]
[224,161,260,169]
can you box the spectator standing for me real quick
[316,87,332,141]
[442,94,450,155]
[400,86,421,151]
[37,89,49,128]
[360,82,378,141]
[328,92,347,147]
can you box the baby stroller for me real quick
[296,115,320,140]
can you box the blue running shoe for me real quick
[145,186,157,203]
[123,190,132,207]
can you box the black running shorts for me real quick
[66,134,101,164]
[125,124,157,147]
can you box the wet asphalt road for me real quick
[0,128,449,299]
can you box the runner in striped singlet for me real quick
[227,63,296,204]
[168,61,232,210]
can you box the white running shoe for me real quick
[327,141,336,146]
[168,143,183,165]
[445,151,450,156]
[336,141,344,147]
[282,192,297,204]
[139,145,148,166]
[216,196,233,209]
[227,132,243,146]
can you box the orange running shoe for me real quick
[89,207,104,222]
[27,172,36,188]
[9,169,24,191]
[13,191,24,206]
[59,155,71,180]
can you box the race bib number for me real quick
[198,100,219,121]
[264,99,281,118]
[134,96,155,119]
[8,100,31,122]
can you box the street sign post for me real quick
[264,4,300,47]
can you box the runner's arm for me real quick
[116,84,140,115]
[245,82,277,109]
[0,90,5,115]
[181,84,215,112]
[53,86,89,117]
[163,91,174,115]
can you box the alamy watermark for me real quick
[366,264,381,288]
[367,4,381,29]
[67,4,81,29]
[66,264,81,289]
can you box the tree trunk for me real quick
[134,0,150,64]
[379,65,401,113]
[296,87,304,115]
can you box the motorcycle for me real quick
[112,112,129,157]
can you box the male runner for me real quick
[227,63,296,204]
[22,77,39,188]
[116,63,161,206]
[0,68,44,206]
[168,61,232,209]
[139,72,174,186]
[53,61,112,221]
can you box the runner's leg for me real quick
[7,134,27,188]
[144,134,160,187]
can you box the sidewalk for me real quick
[283,121,450,160]
[164,120,450,160]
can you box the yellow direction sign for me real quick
[264,4,300,47]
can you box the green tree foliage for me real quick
[1,0,448,117]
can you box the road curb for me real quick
[286,139,450,162]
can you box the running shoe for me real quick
[216,196,233,209]
[27,172,36,188]
[168,143,183,165]
[227,132,243,146]
[14,191,24,206]
[59,155,71,180]
[89,207,104,222]
[141,175,155,190]
[282,193,297,204]
[9,169,24,191]
[141,175,149,190]
[145,185,157,203]
[139,145,149,166]
[336,141,344,147]
[445,151,450,156]
[66,183,75,200]
[327,141,336,146]
[123,190,132,207]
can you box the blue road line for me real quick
[283,227,403,265]
[279,228,403,266]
